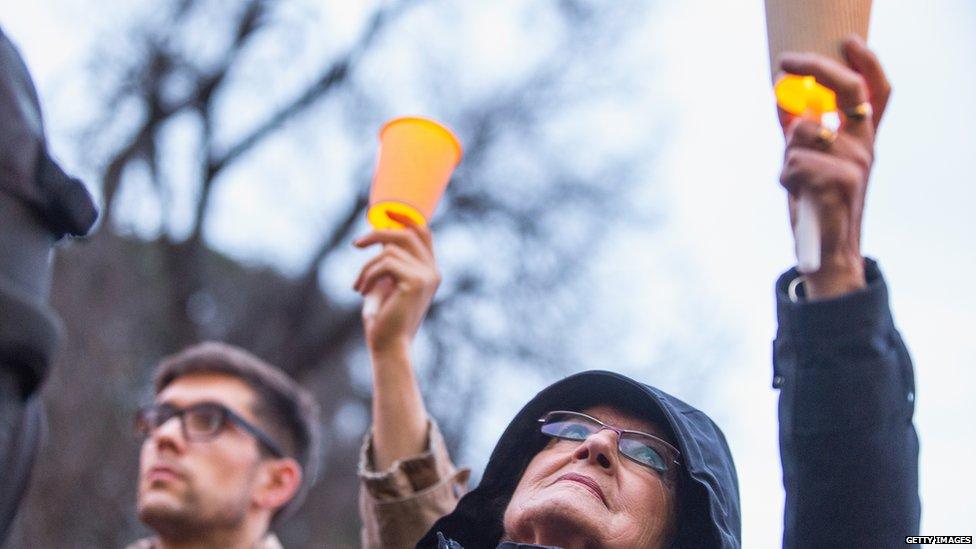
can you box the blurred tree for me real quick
[5,0,663,546]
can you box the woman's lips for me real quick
[555,472,608,507]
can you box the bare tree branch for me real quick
[186,1,413,245]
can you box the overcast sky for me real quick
[2,1,973,546]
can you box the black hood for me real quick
[418,370,741,548]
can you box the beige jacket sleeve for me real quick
[358,418,471,549]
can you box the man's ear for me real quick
[253,458,302,513]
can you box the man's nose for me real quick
[150,415,186,453]
[573,428,619,470]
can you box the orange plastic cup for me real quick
[367,117,463,230]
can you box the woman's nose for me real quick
[573,428,619,469]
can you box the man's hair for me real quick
[153,341,321,524]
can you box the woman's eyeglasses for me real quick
[135,401,285,458]
[538,410,681,479]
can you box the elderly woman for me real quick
[353,38,918,548]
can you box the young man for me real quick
[128,342,321,549]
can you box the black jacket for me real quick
[419,259,919,548]
[0,26,97,543]
[774,259,920,547]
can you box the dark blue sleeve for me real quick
[773,258,920,548]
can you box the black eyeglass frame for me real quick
[537,410,682,477]
[135,401,286,458]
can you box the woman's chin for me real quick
[504,485,609,546]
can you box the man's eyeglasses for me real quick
[538,410,681,479]
[135,402,285,458]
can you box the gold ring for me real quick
[843,102,873,122]
[813,125,838,150]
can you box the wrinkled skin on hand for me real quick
[776,35,892,299]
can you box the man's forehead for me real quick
[156,371,256,411]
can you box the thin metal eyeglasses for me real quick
[538,410,681,478]
[135,401,285,458]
